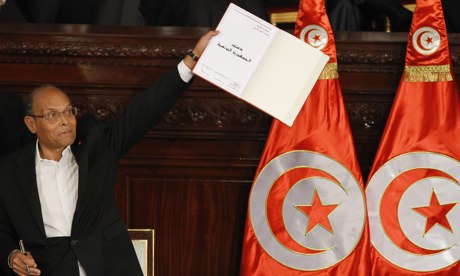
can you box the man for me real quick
[0,30,218,276]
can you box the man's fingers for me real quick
[12,263,30,276]
[23,252,37,267]
[13,263,41,275]
[193,30,220,56]
[12,251,40,275]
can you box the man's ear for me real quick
[24,116,37,134]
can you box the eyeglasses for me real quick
[28,106,78,122]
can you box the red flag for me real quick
[365,0,460,275]
[240,0,371,274]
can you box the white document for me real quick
[193,3,330,126]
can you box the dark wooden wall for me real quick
[1,23,459,275]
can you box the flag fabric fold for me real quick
[366,0,460,274]
[240,0,371,274]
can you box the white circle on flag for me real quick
[412,27,441,55]
[300,25,328,50]
[399,178,460,250]
[366,152,460,272]
[249,151,366,270]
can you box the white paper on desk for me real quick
[193,3,329,126]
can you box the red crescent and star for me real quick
[304,28,321,47]
[295,189,339,235]
[417,30,431,51]
[412,190,457,235]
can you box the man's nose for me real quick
[58,112,69,124]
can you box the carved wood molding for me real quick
[71,93,271,130]
[72,93,391,136]
[1,27,460,63]
[161,97,271,129]
[0,40,408,70]
[0,41,189,66]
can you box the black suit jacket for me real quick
[0,67,189,275]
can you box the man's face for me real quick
[24,87,77,154]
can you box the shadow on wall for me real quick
[0,93,34,157]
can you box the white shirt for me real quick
[35,142,87,276]
[178,60,194,82]
[35,144,78,237]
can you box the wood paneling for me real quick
[1,23,460,275]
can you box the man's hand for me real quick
[184,30,220,70]
[10,250,40,275]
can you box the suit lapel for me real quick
[16,142,47,239]
[16,138,89,238]
[71,141,88,233]
[72,141,88,200]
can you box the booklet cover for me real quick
[193,3,329,126]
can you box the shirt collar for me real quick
[35,140,73,165]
